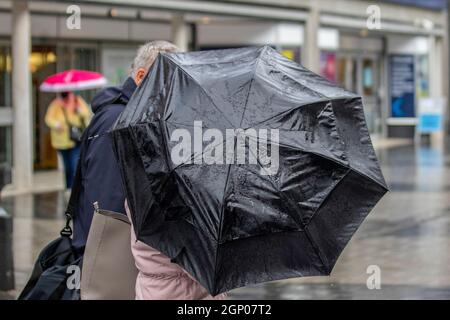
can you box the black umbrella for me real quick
[111,46,388,296]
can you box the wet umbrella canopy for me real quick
[111,46,388,295]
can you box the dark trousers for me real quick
[58,146,80,189]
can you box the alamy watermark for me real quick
[366,5,381,30]
[366,265,381,290]
[66,5,81,30]
[66,265,81,290]
[170,121,280,175]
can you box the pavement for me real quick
[1,137,450,299]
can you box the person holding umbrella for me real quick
[71,41,225,299]
[112,46,388,296]
[42,69,106,190]
[44,91,91,190]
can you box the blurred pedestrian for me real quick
[45,91,91,189]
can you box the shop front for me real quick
[316,31,384,139]
[0,42,12,170]
[0,38,140,172]
[386,35,436,139]
[319,31,439,140]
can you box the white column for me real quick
[445,10,450,133]
[428,36,444,98]
[171,13,188,52]
[304,5,320,73]
[12,0,33,192]
[427,35,445,144]
[428,36,438,97]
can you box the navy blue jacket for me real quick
[73,77,137,248]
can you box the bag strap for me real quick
[60,161,82,237]
[61,105,72,128]
[73,96,86,130]
[60,133,86,237]
[62,101,84,129]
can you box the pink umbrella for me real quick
[40,69,107,92]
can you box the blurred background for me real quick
[1,0,450,299]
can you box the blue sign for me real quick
[419,114,442,133]
[417,97,444,133]
[389,55,415,118]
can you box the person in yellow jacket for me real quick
[45,91,92,189]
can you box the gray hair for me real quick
[131,40,179,77]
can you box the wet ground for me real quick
[1,139,450,299]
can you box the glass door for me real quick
[336,53,382,138]
[31,45,58,170]
[361,57,381,137]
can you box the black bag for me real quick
[18,159,84,300]
[17,236,83,300]
[69,126,84,143]
[63,102,86,144]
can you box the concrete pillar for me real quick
[11,0,33,192]
[446,9,450,133]
[428,36,440,98]
[304,5,320,73]
[13,193,34,281]
[426,35,445,144]
[171,14,188,52]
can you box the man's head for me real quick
[131,40,179,86]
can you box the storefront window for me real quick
[101,48,137,86]
[336,56,358,92]
[280,48,301,63]
[416,55,430,98]
[336,53,381,136]
[0,126,12,166]
[320,51,337,83]
[0,45,12,107]
[362,59,374,96]
[75,47,99,103]
[31,46,58,170]
[0,45,12,167]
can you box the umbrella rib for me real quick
[265,137,351,169]
[173,56,257,67]
[303,168,352,274]
[238,45,268,127]
[275,62,356,100]
[246,141,306,229]
[304,228,332,274]
[345,166,389,190]
[161,66,179,122]
[219,229,303,245]
[276,139,386,189]
[251,69,327,102]
[246,96,356,129]
[303,165,387,273]
[130,58,179,125]
[162,54,235,128]
[171,167,222,240]
[127,124,171,229]
[247,143,327,229]
[307,168,352,226]
[213,163,233,285]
